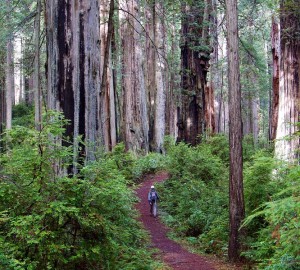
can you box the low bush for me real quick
[159,141,229,255]
[243,162,300,269]
[205,134,229,166]
[12,103,34,127]
[243,151,276,234]
[132,152,167,181]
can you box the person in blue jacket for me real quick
[148,185,159,214]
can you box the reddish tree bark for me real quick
[275,0,300,161]
[34,0,42,131]
[178,0,211,145]
[145,1,156,150]
[226,0,245,262]
[205,85,216,134]
[120,0,149,152]
[46,0,102,169]
[100,0,117,151]
[270,18,280,141]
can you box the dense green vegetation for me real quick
[0,111,166,270]
[159,137,229,256]
[158,136,299,269]
[243,159,300,269]
[1,107,299,270]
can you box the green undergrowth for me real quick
[0,111,164,270]
[158,137,229,257]
[242,157,300,269]
[107,143,167,184]
[159,135,299,270]
[12,103,34,127]
[2,107,298,270]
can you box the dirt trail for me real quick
[136,172,219,270]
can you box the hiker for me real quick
[148,185,159,214]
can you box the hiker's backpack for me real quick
[150,191,157,201]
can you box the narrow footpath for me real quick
[136,172,218,270]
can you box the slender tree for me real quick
[225,0,245,262]
[34,0,42,131]
[5,35,14,131]
[270,18,280,141]
[100,0,117,151]
[0,52,5,135]
[5,0,14,130]
[165,12,180,141]
[209,0,219,134]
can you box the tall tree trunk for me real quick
[275,0,300,161]
[0,88,4,134]
[154,0,166,153]
[145,1,156,150]
[14,36,23,105]
[20,37,25,104]
[46,0,102,169]
[5,0,14,130]
[100,0,117,151]
[120,0,149,152]
[166,20,180,140]
[0,60,5,136]
[226,0,245,262]
[252,96,259,144]
[218,34,229,134]
[204,0,215,135]
[34,0,42,131]
[5,37,14,130]
[204,85,215,134]
[209,0,220,134]
[242,85,259,143]
[270,18,280,141]
[178,0,211,145]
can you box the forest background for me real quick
[0,0,299,269]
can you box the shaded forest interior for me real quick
[0,0,299,269]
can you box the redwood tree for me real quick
[178,0,211,145]
[120,0,149,152]
[226,0,245,262]
[154,0,167,153]
[5,0,14,130]
[270,18,280,141]
[5,34,14,131]
[33,0,42,131]
[45,0,102,168]
[100,0,117,151]
[275,0,300,161]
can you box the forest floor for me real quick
[135,172,244,270]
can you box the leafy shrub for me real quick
[132,152,167,181]
[204,133,270,167]
[12,103,34,127]
[205,134,229,166]
[159,141,228,255]
[0,111,158,270]
[242,134,257,163]
[107,143,167,183]
[106,142,135,181]
[165,142,226,183]
[243,151,276,234]
[242,163,300,269]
